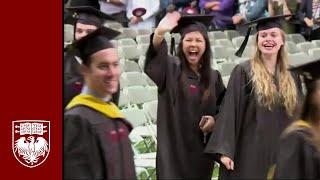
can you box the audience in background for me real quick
[199,0,236,30]
[99,0,128,26]
[297,0,320,40]
[268,0,299,34]
[64,0,320,41]
[127,0,160,30]
[233,0,269,34]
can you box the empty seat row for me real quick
[119,85,157,107]
[120,71,155,88]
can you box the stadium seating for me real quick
[288,33,306,44]
[64,24,74,43]
[308,48,320,59]
[136,35,151,44]
[285,41,300,54]
[288,52,313,66]
[209,31,227,40]
[224,30,240,41]
[296,42,317,54]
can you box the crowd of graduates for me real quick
[63,0,320,179]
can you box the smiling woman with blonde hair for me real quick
[251,30,298,116]
[205,15,303,179]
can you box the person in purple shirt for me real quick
[199,0,236,30]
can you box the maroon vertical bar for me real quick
[0,1,62,179]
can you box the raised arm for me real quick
[152,11,181,48]
[144,12,181,91]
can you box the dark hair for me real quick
[301,79,320,152]
[301,79,320,121]
[83,56,93,67]
[176,28,213,103]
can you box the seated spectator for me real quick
[167,0,199,14]
[233,0,268,35]
[127,0,160,30]
[181,0,199,14]
[297,0,320,40]
[99,0,128,27]
[199,0,236,30]
[156,0,199,25]
[268,0,300,34]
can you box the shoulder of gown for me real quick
[274,127,320,179]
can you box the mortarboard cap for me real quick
[235,15,291,57]
[289,59,320,83]
[67,6,114,27]
[73,26,121,64]
[170,14,214,55]
[171,14,214,34]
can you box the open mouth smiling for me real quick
[263,43,276,49]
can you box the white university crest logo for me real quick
[12,120,50,168]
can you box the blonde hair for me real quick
[251,32,298,116]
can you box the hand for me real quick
[232,15,244,25]
[283,8,292,20]
[220,155,234,170]
[211,2,221,11]
[205,1,220,10]
[190,0,197,8]
[156,11,181,36]
[304,18,314,27]
[199,115,215,133]
[129,16,142,25]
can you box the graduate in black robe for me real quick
[144,12,226,179]
[205,15,303,179]
[273,59,320,179]
[64,27,136,179]
[64,6,119,108]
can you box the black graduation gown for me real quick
[64,105,136,179]
[63,49,120,108]
[144,36,226,179]
[64,50,84,108]
[274,125,320,179]
[205,61,302,179]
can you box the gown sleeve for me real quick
[64,114,100,179]
[205,63,250,161]
[144,34,180,92]
[214,70,226,115]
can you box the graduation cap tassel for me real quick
[170,35,176,56]
[235,26,252,57]
[73,22,77,42]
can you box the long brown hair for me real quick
[251,31,298,116]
